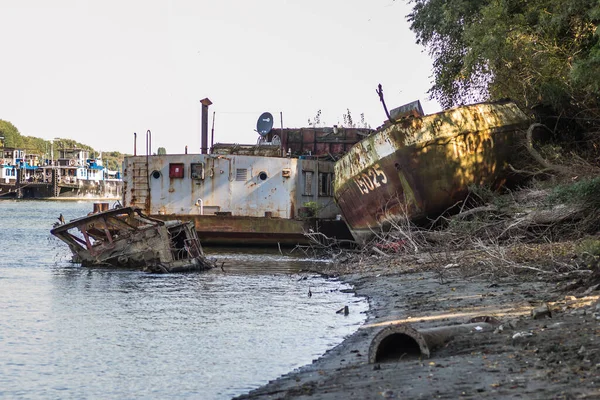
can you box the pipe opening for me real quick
[374,333,423,362]
[369,322,495,364]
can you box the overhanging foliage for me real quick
[407,0,600,117]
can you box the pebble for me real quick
[532,304,552,319]
[512,331,533,340]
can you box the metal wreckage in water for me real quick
[51,206,214,273]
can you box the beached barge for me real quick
[333,100,531,244]
[122,124,371,245]
[51,206,213,273]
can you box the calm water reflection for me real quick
[0,201,367,399]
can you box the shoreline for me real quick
[0,197,120,202]
[237,257,600,399]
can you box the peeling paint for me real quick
[122,152,355,244]
[334,101,531,244]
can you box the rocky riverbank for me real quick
[237,250,600,399]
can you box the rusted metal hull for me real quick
[153,214,308,245]
[334,101,531,244]
[51,207,213,273]
[266,127,373,159]
[150,214,354,246]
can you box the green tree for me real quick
[102,151,127,171]
[407,0,600,116]
[0,120,129,166]
[0,120,23,148]
[157,147,167,155]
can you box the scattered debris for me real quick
[512,331,533,341]
[531,304,552,319]
[336,306,349,315]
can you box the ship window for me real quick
[303,171,313,195]
[191,163,204,180]
[258,171,268,181]
[236,168,247,181]
[152,170,161,179]
[169,163,184,179]
[318,172,333,197]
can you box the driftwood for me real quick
[522,123,573,176]
[420,230,457,244]
[524,204,585,225]
[451,205,500,220]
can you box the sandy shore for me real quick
[236,259,600,399]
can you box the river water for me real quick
[0,201,367,399]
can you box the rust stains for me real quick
[334,101,531,244]
[51,207,214,273]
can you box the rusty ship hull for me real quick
[333,101,531,244]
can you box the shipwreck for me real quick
[334,99,531,244]
[51,206,214,273]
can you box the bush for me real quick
[547,176,600,209]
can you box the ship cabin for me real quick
[2,148,23,165]
[0,148,41,183]
[0,163,17,184]
[48,148,104,185]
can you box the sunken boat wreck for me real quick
[51,206,214,273]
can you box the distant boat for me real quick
[333,100,531,244]
[0,147,122,199]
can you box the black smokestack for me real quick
[200,98,212,154]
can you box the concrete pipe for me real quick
[368,322,495,363]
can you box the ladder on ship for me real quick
[130,130,152,213]
[131,161,150,212]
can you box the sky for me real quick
[0,0,439,155]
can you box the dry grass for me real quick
[302,126,600,283]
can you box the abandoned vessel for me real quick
[333,100,531,244]
[122,104,371,245]
[51,206,213,273]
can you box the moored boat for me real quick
[0,146,122,199]
[122,104,370,246]
[333,100,531,244]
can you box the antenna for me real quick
[256,112,274,136]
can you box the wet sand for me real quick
[236,259,600,399]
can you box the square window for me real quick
[191,163,204,180]
[169,163,185,178]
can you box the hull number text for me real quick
[353,164,387,194]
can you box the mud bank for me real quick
[236,261,600,400]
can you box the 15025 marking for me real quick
[354,164,387,194]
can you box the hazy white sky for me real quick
[0,0,438,154]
